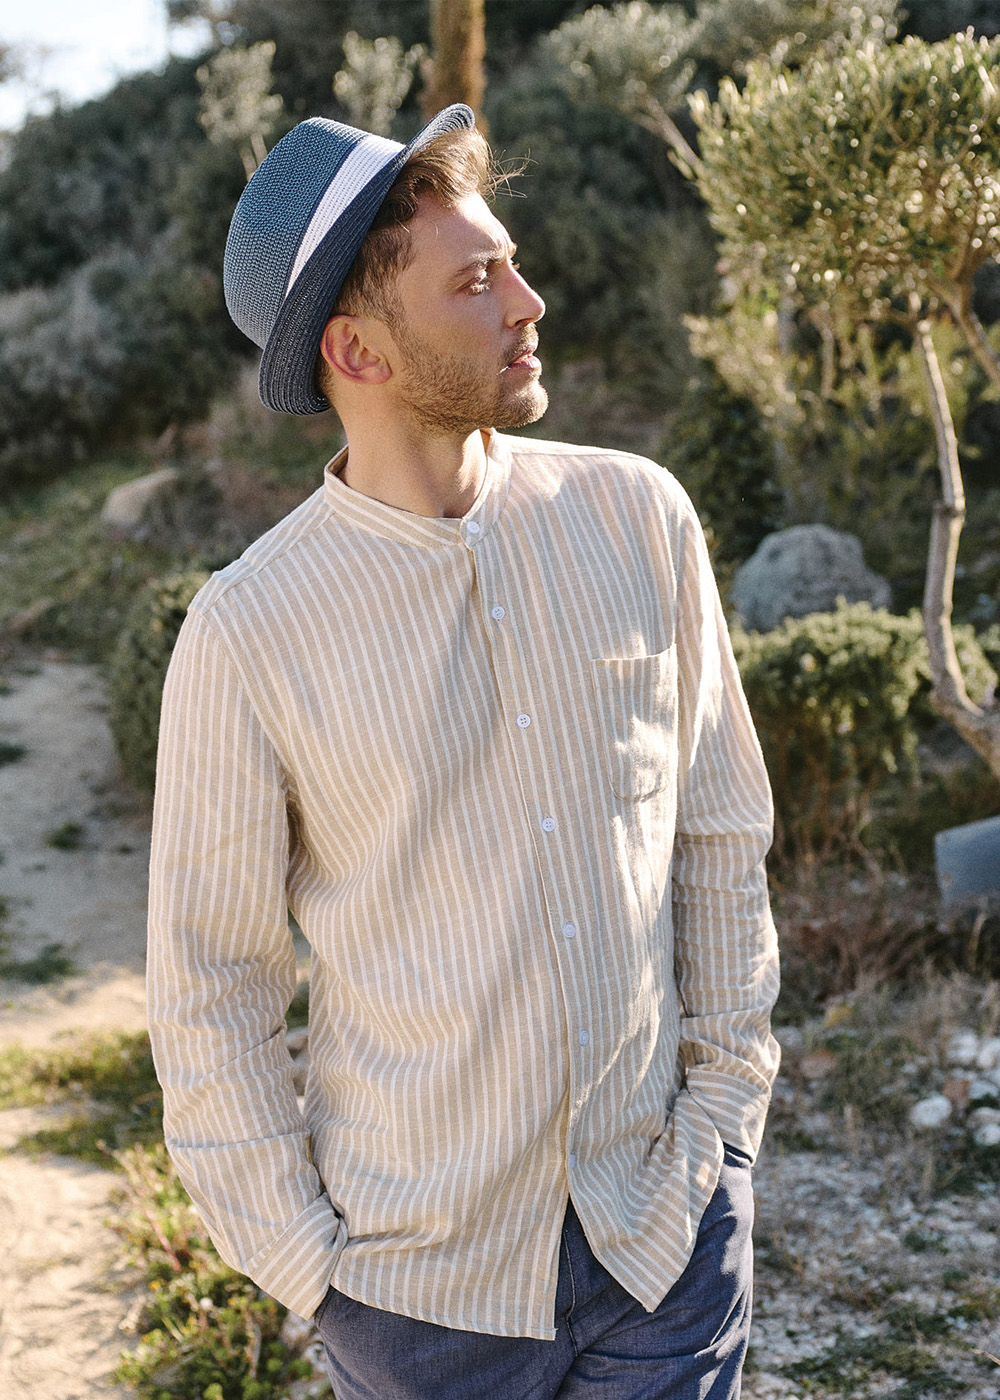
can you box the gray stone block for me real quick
[935,814,1000,913]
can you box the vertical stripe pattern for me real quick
[147,432,780,1337]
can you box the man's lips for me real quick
[502,347,541,373]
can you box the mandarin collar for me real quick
[321,431,512,550]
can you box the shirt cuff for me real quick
[246,1193,349,1319]
[683,1064,775,1163]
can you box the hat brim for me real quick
[259,104,476,415]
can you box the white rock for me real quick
[285,1026,309,1055]
[731,525,891,632]
[975,1036,1000,1071]
[279,1310,317,1351]
[969,1107,1000,1129]
[909,1094,952,1129]
[972,1120,1000,1148]
[946,1028,980,1067]
[100,467,179,536]
[968,1078,1000,1102]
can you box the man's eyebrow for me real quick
[454,241,517,276]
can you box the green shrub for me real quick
[109,568,210,792]
[731,602,997,862]
[111,1144,320,1400]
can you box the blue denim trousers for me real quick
[314,1144,754,1400]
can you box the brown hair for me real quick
[316,126,511,402]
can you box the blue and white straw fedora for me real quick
[224,103,476,415]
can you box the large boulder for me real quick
[731,524,891,632]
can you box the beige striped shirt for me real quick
[147,430,779,1339]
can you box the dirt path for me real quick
[0,660,149,1047]
[0,660,150,1399]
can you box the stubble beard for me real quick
[390,316,548,436]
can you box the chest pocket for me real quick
[590,649,677,800]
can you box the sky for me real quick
[0,0,212,131]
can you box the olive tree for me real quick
[197,40,284,178]
[690,31,1000,774]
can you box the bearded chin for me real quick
[494,382,549,430]
[398,371,549,436]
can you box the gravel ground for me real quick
[748,1144,1000,1398]
[742,1015,1000,1400]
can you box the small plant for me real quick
[782,1328,965,1398]
[0,896,76,986]
[0,740,26,766]
[0,1029,327,1397]
[111,1144,323,1400]
[46,820,85,850]
[109,568,210,792]
[0,940,75,984]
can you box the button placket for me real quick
[473,539,591,1128]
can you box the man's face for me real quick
[384,192,548,435]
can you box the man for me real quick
[148,102,780,1400]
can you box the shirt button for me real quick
[516,713,531,729]
[466,520,481,536]
[490,605,506,621]
[561,922,577,939]
[540,816,556,833]
[568,1152,577,1169]
[578,1029,590,1046]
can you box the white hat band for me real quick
[286,130,403,295]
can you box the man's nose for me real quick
[506,268,545,326]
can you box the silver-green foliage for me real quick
[547,2,698,140]
[548,0,900,163]
[0,242,233,489]
[197,41,285,178]
[333,31,425,136]
[109,569,210,794]
[690,30,1000,322]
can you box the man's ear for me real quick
[318,314,392,387]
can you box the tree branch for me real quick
[636,101,702,179]
[950,289,1000,393]
[915,319,1000,776]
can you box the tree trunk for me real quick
[915,319,1000,777]
[422,0,487,131]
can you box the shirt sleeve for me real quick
[670,500,781,1162]
[146,605,347,1319]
